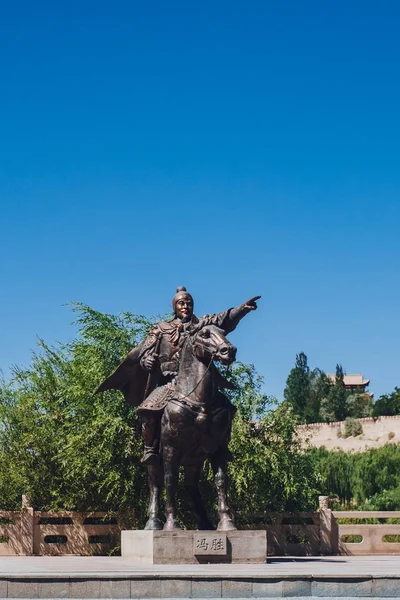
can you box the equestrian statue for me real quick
[96,287,260,531]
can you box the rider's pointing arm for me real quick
[201,296,261,334]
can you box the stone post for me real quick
[19,495,34,555]
[318,496,338,555]
[319,496,329,510]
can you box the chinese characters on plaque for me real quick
[194,533,227,555]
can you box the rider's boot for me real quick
[141,414,160,465]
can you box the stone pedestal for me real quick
[121,530,267,564]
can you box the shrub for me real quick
[344,418,363,438]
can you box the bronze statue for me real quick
[97,287,260,531]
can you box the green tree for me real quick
[309,447,354,505]
[363,486,400,511]
[351,444,400,504]
[327,364,347,422]
[283,352,310,422]
[372,388,400,417]
[0,303,155,520]
[310,443,400,508]
[346,393,373,418]
[229,403,319,514]
[219,361,268,421]
[306,369,332,423]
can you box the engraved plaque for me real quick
[194,533,227,555]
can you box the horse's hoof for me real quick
[144,517,163,530]
[163,518,182,531]
[217,516,237,531]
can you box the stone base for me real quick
[121,530,267,564]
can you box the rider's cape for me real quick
[95,338,156,406]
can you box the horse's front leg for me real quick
[163,445,182,530]
[211,457,237,531]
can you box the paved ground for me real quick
[1,555,400,577]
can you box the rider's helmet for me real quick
[172,286,194,314]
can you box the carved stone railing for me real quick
[3,496,400,556]
[236,511,322,556]
[2,504,329,557]
[0,500,119,556]
[333,510,400,555]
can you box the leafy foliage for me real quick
[283,352,310,422]
[309,447,355,506]
[0,303,157,522]
[343,418,363,438]
[328,364,347,422]
[228,403,319,513]
[283,353,362,424]
[361,487,400,511]
[306,369,332,423]
[283,352,377,423]
[310,443,400,507]
[373,387,400,417]
[345,393,373,418]
[219,361,268,420]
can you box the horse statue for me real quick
[147,322,238,531]
[96,289,261,531]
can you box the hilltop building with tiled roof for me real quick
[327,373,372,396]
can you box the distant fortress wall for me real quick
[297,415,400,432]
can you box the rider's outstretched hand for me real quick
[243,295,261,311]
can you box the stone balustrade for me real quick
[0,503,119,556]
[2,497,400,556]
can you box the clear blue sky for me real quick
[1,0,399,400]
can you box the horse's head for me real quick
[190,324,237,366]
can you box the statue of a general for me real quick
[97,287,260,531]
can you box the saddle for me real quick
[136,384,174,414]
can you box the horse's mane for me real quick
[188,322,224,337]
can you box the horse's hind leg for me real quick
[144,462,163,530]
[211,457,237,531]
[184,464,213,530]
[163,445,182,531]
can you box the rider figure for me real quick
[137,287,259,464]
